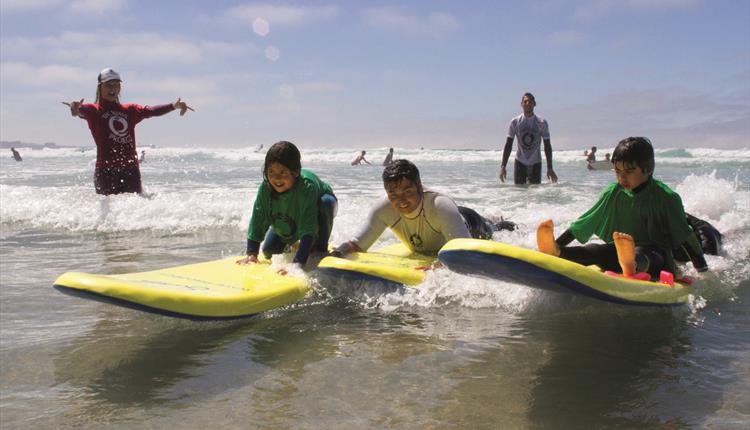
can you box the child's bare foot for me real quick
[613,232,636,277]
[537,220,560,256]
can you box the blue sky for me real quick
[1,0,748,149]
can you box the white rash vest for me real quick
[351,191,471,253]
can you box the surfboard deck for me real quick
[53,257,309,319]
[587,160,613,171]
[317,243,435,286]
[438,238,692,306]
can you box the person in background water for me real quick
[237,141,337,275]
[536,137,708,281]
[586,146,597,162]
[500,92,557,184]
[333,160,515,269]
[139,150,146,163]
[383,147,394,166]
[63,68,193,195]
[351,150,371,166]
[10,147,22,161]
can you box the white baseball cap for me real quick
[98,68,122,84]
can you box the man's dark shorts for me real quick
[513,161,542,184]
[95,166,143,195]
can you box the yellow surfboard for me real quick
[53,257,309,319]
[317,243,435,286]
[439,238,692,306]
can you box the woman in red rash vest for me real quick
[64,68,193,195]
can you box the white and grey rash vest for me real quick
[351,191,471,253]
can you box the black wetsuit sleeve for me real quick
[246,239,260,256]
[501,137,513,168]
[678,236,708,272]
[543,139,553,169]
[293,235,314,265]
[555,229,576,248]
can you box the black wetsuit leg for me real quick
[314,194,338,252]
[674,213,723,261]
[513,161,542,184]
[457,206,495,239]
[513,161,528,185]
[559,243,667,278]
[261,227,287,259]
[527,162,542,184]
[95,166,143,195]
[559,243,621,272]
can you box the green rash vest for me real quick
[247,169,333,245]
[567,178,703,274]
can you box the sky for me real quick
[1,0,748,150]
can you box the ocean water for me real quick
[1,146,749,429]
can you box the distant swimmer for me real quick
[605,153,611,161]
[499,92,558,185]
[255,143,264,152]
[10,147,22,162]
[63,68,193,195]
[351,150,371,166]
[586,146,597,162]
[139,150,146,163]
[383,147,394,166]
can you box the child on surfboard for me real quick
[536,136,708,281]
[237,141,337,275]
[63,68,193,196]
[332,159,515,269]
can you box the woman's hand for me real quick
[62,99,84,117]
[173,98,195,116]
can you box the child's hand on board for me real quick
[236,254,259,265]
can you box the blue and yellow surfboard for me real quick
[438,238,692,306]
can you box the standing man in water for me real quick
[499,92,557,184]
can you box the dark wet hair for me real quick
[522,92,536,103]
[611,137,655,174]
[263,141,301,182]
[382,159,421,188]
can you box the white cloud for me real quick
[0,62,91,87]
[1,0,127,14]
[224,4,338,26]
[0,0,64,11]
[68,0,125,15]
[293,81,344,94]
[1,31,256,67]
[574,0,701,20]
[547,30,587,46]
[363,7,459,36]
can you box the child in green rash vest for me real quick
[236,141,337,275]
[536,137,708,279]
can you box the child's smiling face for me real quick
[614,161,650,190]
[266,162,297,193]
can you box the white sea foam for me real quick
[6,145,748,165]
[1,147,748,302]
